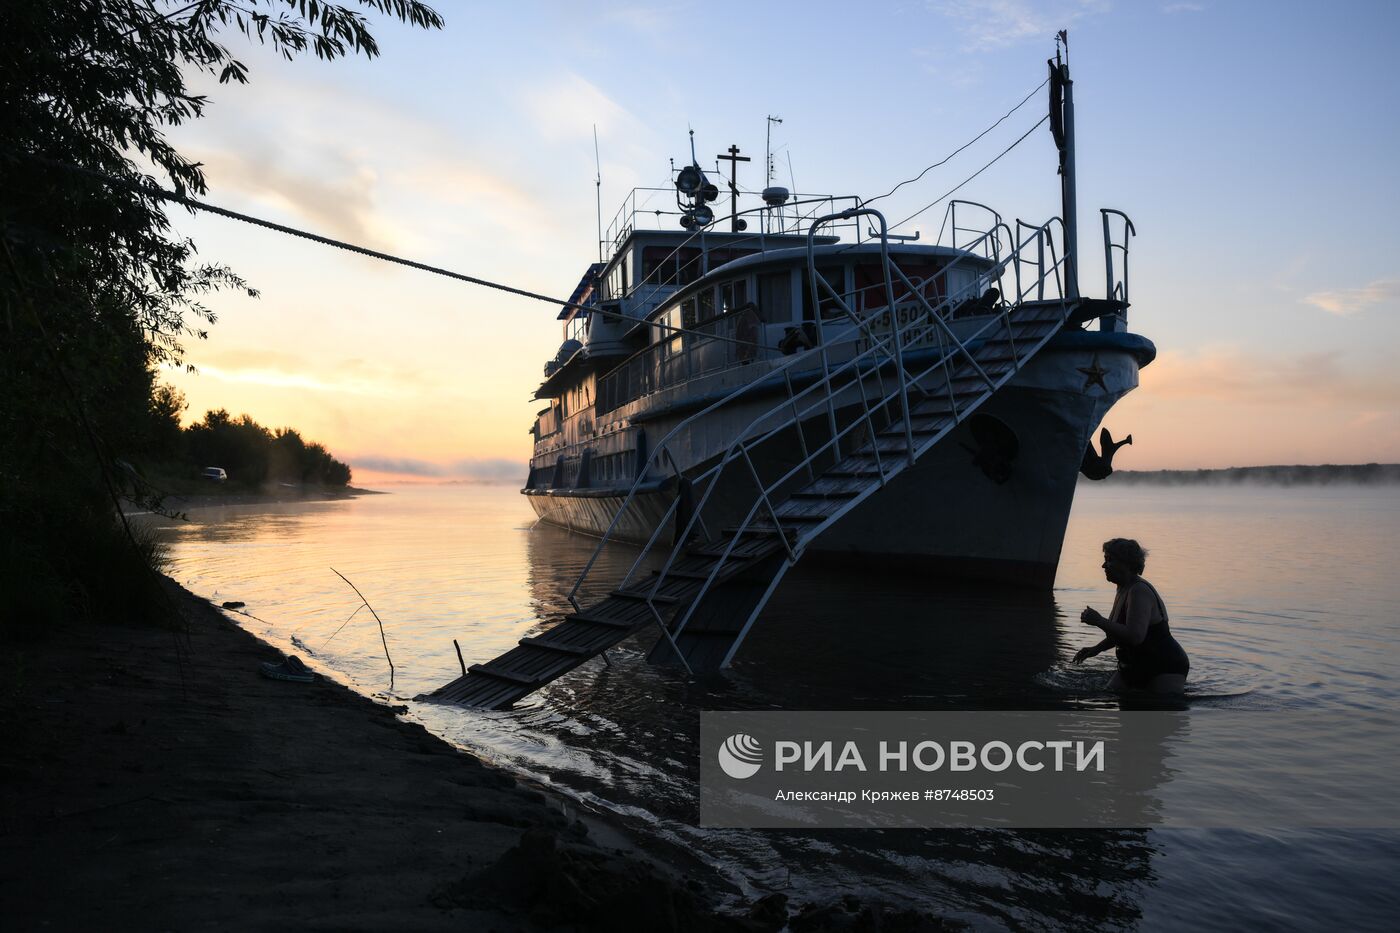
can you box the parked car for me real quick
[200,467,228,482]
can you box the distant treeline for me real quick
[1101,464,1400,486]
[1,2,437,631]
[177,408,352,487]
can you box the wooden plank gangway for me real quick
[424,541,781,709]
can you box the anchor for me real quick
[1080,427,1132,480]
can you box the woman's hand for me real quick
[1073,645,1100,664]
[1080,606,1107,627]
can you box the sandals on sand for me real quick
[259,655,315,683]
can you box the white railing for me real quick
[1100,209,1136,331]
[604,187,864,255]
[563,205,1072,668]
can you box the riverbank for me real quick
[128,484,384,514]
[0,582,756,931]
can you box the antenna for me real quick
[593,124,603,262]
[765,115,783,186]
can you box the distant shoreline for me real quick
[123,484,384,514]
[1098,464,1400,486]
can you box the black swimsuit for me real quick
[1113,580,1189,688]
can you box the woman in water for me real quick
[1074,538,1189,693]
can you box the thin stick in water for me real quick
[319,603,364,650]
[330,567,395,682]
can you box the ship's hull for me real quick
[523,483,676,545]
[524,330,1151,588]
[805,381,1119,588]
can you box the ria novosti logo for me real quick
[717,733,763,779]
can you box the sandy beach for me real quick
[0,582,755,931]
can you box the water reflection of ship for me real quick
[731,564,1064,708]
[522,522,1064,707]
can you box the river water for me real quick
[144,482,1400,929]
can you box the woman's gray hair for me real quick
[1102,538,1147,575]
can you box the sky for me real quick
[158,0,1400,482]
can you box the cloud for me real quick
[1161,2,1204,12]
[1303,279,1400,316]
[351,455,525,481]
[190,348,437,398]
[929,0,1111,51]
[349,456,443,476]
[447,458,527,481]
[393,160,570,243]
[520,73,637,142]
[602,3,683,35]
[175,69,566,259]
[191,143,389,251]
[1143,346,1400,407]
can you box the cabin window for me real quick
[641,246,705,288]
[720,278,749,313]
[855,259,942,313]
[659,308,683,359]
[653,307,680,346]
[801,264,847,320]
[758,270,793,324]
[853,261,884,313]
[566,312,588,342]
[677,248,704,286]
[697,288,715,324]
[946,266,976,304]
[600,261,624,301]
[705,247,757,270]
[641,247,667,286]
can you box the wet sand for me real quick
[0,583,751,931]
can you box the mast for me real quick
[717,144,750,232]
[1050,31,1079,300]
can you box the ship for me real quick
[432,38,1156,708]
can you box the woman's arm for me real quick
[1073,637,1114,663]
[1087,583,1152,647]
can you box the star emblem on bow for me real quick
[1077,357,1109,392]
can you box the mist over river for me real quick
[143,482,1400,929]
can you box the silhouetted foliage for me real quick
[0,2,441,631]
[148,384,188,460]
[183,411,351,486]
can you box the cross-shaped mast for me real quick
[716,144,751,233]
